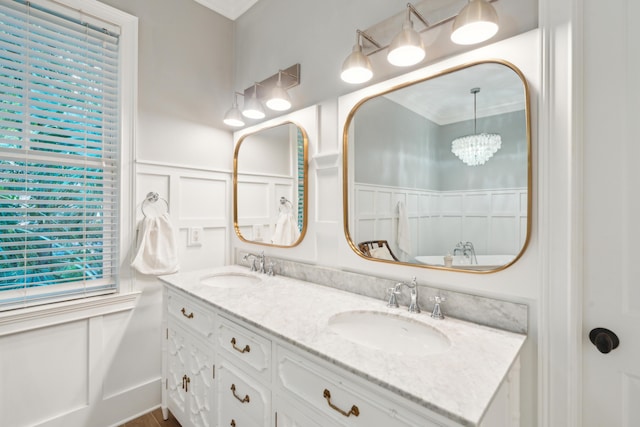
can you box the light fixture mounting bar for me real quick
[242,63,300,100]
[357,29,382,49]
[407,3,430,28]
[359,0,498,56]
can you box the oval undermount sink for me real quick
[328,311,451,356]
[200,272,261,287]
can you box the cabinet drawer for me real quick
[217,358,271,426]
[167,290,215,338]
[217,316,271,378]
[276,347,439,427]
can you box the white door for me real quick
[582,0,640,425]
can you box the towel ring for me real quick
[141,191,169,217]
[279,196,293,212]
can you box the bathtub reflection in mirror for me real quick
[343,61,531,272]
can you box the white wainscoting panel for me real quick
[179,177,227,221]
[101,290,162,400]
[236,173,293,243]
[353,183,527,260]
[136,162,231,270]
[1,321,89,426]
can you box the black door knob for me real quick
[589,328,620,354]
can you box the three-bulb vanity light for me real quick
[224,64,300,127]
[341,0,500,84]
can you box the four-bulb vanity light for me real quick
[341,0,500,84]
[224,64,300,127]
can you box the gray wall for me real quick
[100,0,235,169]
[354,97,440,189]
[238,125,293,175]
[354,101,527,191]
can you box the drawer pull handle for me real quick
[230,420,236,427]
[230,337,251,353]
[181,307,194,319]
[230,384,250,403]
[323,388,360,418]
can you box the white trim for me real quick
[538,0,583,425]
[0,291,140,336]
[136,159,233,174]
[113,1,138,296]
[312,151,341,170]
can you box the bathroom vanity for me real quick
[159,265,525,427]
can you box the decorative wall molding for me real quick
[352,183,527,259]
[311,151,341,170]
[0,292,140,337]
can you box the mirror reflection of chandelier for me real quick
[451,87,502,166]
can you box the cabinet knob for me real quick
[589,327,620,354]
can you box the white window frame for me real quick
[0,0,138,333]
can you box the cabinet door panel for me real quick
[188,336,215,427]
[167,322,189,422]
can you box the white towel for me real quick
[131,213,179,275]
[271,211,300,246]
[397,200,411,255]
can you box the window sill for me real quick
[0,292,141,337]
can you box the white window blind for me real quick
[0,0,121,311]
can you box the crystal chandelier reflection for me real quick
[451,87,501,166]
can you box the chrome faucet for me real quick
[242,251,266,274]
[452,241,477,264]
[386,277,420,313]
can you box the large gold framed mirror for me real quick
[343,60,531,273]
[234,121,308,247]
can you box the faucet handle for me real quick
[429,296,446,319]
[267,261,276,276]
[386,286,400,308]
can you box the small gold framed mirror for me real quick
[233,121,308,247]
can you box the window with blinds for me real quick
[0,0,121,311]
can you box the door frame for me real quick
[538,0,584,425]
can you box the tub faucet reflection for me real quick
[453,241,477,264]
[243,251,266,274]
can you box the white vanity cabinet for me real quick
[161,273,522,427]
[164,290,216,427]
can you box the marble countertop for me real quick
[159,265,526,426]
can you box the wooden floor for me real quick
[118,408,181,427]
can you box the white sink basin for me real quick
[328,311,450,356]
[200,272,261,287]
